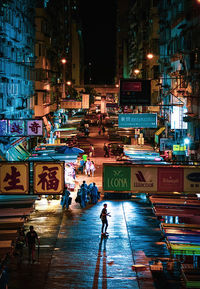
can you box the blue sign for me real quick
[118,113,157,128]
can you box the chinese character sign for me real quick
[8,120,25,136]
[0,163,29,194]
[27,120,43,136]
[0,120,7,136]
[34,162,64,194]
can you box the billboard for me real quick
[119,79,151,106]
[118,113,157,128]
[103,163,200,193]
[103,165,131,191]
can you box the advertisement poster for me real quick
[157,167,184,192]
[132,167,157,192]
[103,165,131,191]
[184,168,200,192]
[0,163,29,194]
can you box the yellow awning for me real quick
[155,127,165,136]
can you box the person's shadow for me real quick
[92,235,108,289]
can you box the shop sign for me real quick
[34,162,64,194]
[119,78,151,106]
[8,120,25,136]
[0,119,43,136]
[60,100,82,109]
[184,168,200,192]
[0,120,7,136]
[103,165,131,191]
[157,167,184,192]
[0,162,29,194]
[27,120,43,136]
[82,94,90,109]
[118,113,157,128]
[132,167,157,191]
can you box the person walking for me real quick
[82,153,88,163]
[25,225,40,263]
[90,161,96,177]
[60,187,71,210]
[85,159,91,176]
[80,181,88,208]
[103,143,109,158]
[98,126,101,136]
[102,126,106,135]
[89,144,95,157]
[90,182,99,204]
[100,204,111,235]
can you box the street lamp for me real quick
[147,53,154,59]
[61,58,67,99]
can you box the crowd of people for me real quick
[75,181,100,208]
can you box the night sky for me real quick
[79,0,116,85]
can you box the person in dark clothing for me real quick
[103,143,109,157]
[25,225,39,263]
[100,204,110,235]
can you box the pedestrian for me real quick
[98,126,101,136]
[25,225,40,263]
[78,157,85,174]
[90,160,96,177]
[82,153,88,163]
[90,182,99,204]
[102,126,105,135]
[15,227,25,263]
[89,144,95,157]
[85,159,91,176]
[0,263,8,289]
[85,127,89,137]
[60,187,71,209]
[100,203,111,235]
[103,143,109,157]
[80,181,88,208]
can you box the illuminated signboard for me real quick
[119,78,151,106]
[0,119,43,136]
[0,162,29,194]
[27,120,43,136]
[103,164,200,193]
[118,113,157,128]
[34,162,64,194]
[8,120,25,136]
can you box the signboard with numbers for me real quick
[33,162,64,194]
[0,162,29,194]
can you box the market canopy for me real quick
[56,146,84,155]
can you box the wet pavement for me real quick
[7,128,183,288]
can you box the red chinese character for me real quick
[37,166,59,191]
[11,122,23,134]
[29,122,40,134]
[3,166,24,191]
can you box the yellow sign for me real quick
[173,145,186,151]
[0,163,29,194]
[34,162,64,194]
